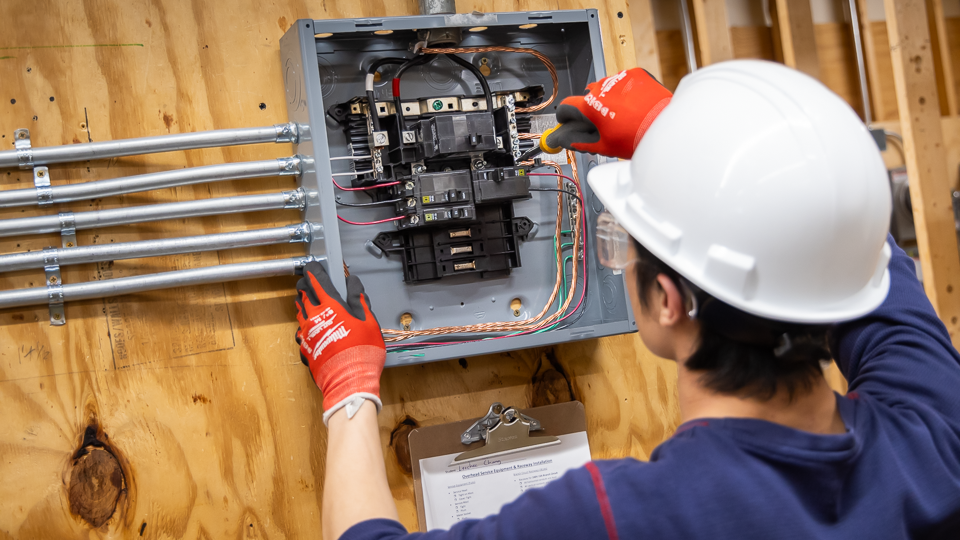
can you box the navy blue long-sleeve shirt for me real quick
[344,238,960,539]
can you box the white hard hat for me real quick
[588,60,892,324]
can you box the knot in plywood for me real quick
[68,425,125,528]
[389,416,420,476]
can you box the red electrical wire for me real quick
[332,177,401,191]
[337,215,406,226]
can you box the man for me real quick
[295,60,960,539]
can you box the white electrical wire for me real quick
[330,155,373,160]
[332,170,375,176]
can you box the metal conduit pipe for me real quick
[0,222,314,272]
[679,0,698,74]
[847,0,872,125]
[0,123,300,169]
[418,0,455,15]
[0,156,301,209]
[0,188,305,238]
[0,256,310,309]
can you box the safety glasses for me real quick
[596,211,639,270]
[598,211,701,318]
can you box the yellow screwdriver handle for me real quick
[539,124,564,154]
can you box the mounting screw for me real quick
[53,312,62,321]
[36,169,45,178]
[472,159,486,170]
[400,312,413,331]
[17,131,26,139]
[510,298,522,317]
[413,164,425,174]
[372,131,388,146]
[49,276,58,284]
[66,241,74,248]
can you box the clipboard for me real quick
[408,401,588,532]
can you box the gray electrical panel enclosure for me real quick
[279,10,636,367]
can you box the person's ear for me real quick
[655,274,687,327]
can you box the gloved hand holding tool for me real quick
[541,67,673,160]
[295,262,386,425]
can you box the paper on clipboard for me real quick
[420,431,591,531]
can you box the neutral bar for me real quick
[0,156,301,209]
[0,256,309,309]
[0,223,313,272]
[0,188,305,238]
[0,123,299,169]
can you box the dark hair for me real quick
[632,240,830,400]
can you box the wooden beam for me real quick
[856,0,888,121]
[770,0,821,79]
[628,0,663,80]
[926,0,958,116]
[689,0,734,65]
[885,0,960,347]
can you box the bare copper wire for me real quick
[420,47,559,113]
[382,157,583,342]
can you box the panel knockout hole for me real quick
[510,298,522,317]
[400,312,413,331]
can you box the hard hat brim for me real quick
[587,160,891,324]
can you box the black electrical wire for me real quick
[336,198,402,208]
[443,53,494,115]
[366,57,408,132]
[529,187,582,201]
[393,55,433,138]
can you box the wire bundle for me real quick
[421,46,560,113]
[382,153,587,347]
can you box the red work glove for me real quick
[295,262,386,425]
[542,68,672,160]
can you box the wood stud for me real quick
[884,0,960,346]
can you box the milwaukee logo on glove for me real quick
[295,262,387,423]
[542,67,673,160]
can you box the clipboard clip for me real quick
[460,402,542,444]
[454,403,560,464]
